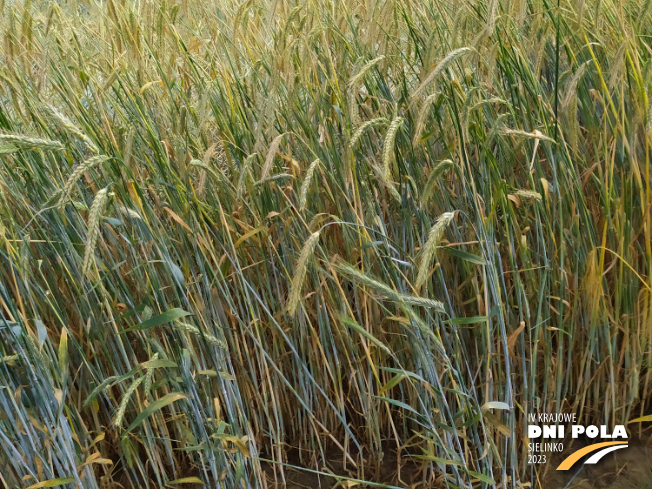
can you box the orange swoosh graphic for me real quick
[556,441,628,470]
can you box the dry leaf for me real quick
[507,321,526,359]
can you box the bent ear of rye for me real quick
[416,211,457,290]
[287,231,321,315]
[0,133,64,152]
[410,47,473,103]
[82,187,112,279]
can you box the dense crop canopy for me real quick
[0,0,651,487]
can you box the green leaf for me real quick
[27,477,76,489]
[0,320,22,335]
[166,260,186,287]
[198,369,217,377]
[123,392,188,436]
[442,246,486,265]
[488,304,501,318]
[123,308,192,332]
[444,316,488,325]
[58,329,68,379]
[378,366,427,383]
[104,217,124,226]
[628,414,652,423]
[83,376,119,408]
[483,411,512,437]
[410,454,462,466]
[460,412,482,427]
[379,374,405,395]
[481,401,511,411]
[339,315,392,354]
[141,359,178,369]
[35,319,48,347]
[374,396,421,416]
[168,477,204,485]
[469,471,496,485]
[83,367,141,408]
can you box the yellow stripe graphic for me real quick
[556,442,628,470]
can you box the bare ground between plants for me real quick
[261,441,652,489]
[256,437,652,489]
[108,440,652,488]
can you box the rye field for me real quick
[0,0,651,487]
